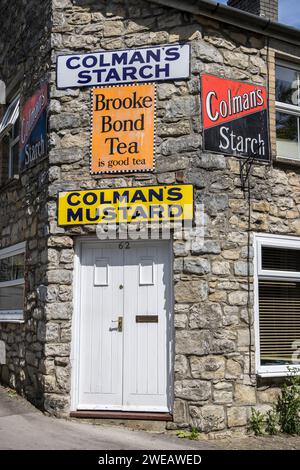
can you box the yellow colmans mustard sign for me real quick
[58,184,193,225]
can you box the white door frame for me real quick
[70,237,174,413]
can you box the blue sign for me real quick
[19,84,48,172]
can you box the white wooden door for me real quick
[75,240,172,412]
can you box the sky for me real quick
[218,0,300,29]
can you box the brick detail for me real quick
[227,0,278,21]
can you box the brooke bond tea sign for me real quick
[201,74,270,161]
[20,84,48,171]
[56,44,190,89]
[90,84,155,174]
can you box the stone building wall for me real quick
[0,0,52,407]
[44,0,300,435]
[1,0,300,436]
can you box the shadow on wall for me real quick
[59,0,265,52]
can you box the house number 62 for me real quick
[119,242,130,249]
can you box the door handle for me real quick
[111,317,123,332]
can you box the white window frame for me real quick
[0,241,25,323]
[0,95,19,138]
[254,233,300,377]
[275,60,300,161]
[0,94,20,179]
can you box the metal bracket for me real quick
[239,141,265,194]
[239,154,256,193]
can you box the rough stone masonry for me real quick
[0,0,51,408]
[0,0,300,438]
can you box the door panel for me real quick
[77,243,124,409]
[123,241,171,411]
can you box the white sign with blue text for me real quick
[56,44,190,89]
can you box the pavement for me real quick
[0,385,300,450]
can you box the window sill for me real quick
[257,367,300,378]
[0,310,24,323]
[274,156,300,167]
[0,320,24,324]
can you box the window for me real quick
[0,95,20,180]
[254,234,300,377]
[275,62,300,160]
[0,242,25,322]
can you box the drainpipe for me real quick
[0,81,5,105]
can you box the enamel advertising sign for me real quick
[20,84,48,171]
[58,184,194,226]
[56,44,190,89]
[201,74,270,161]
[90,84,155,174]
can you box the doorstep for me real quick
[70,411,173,421]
